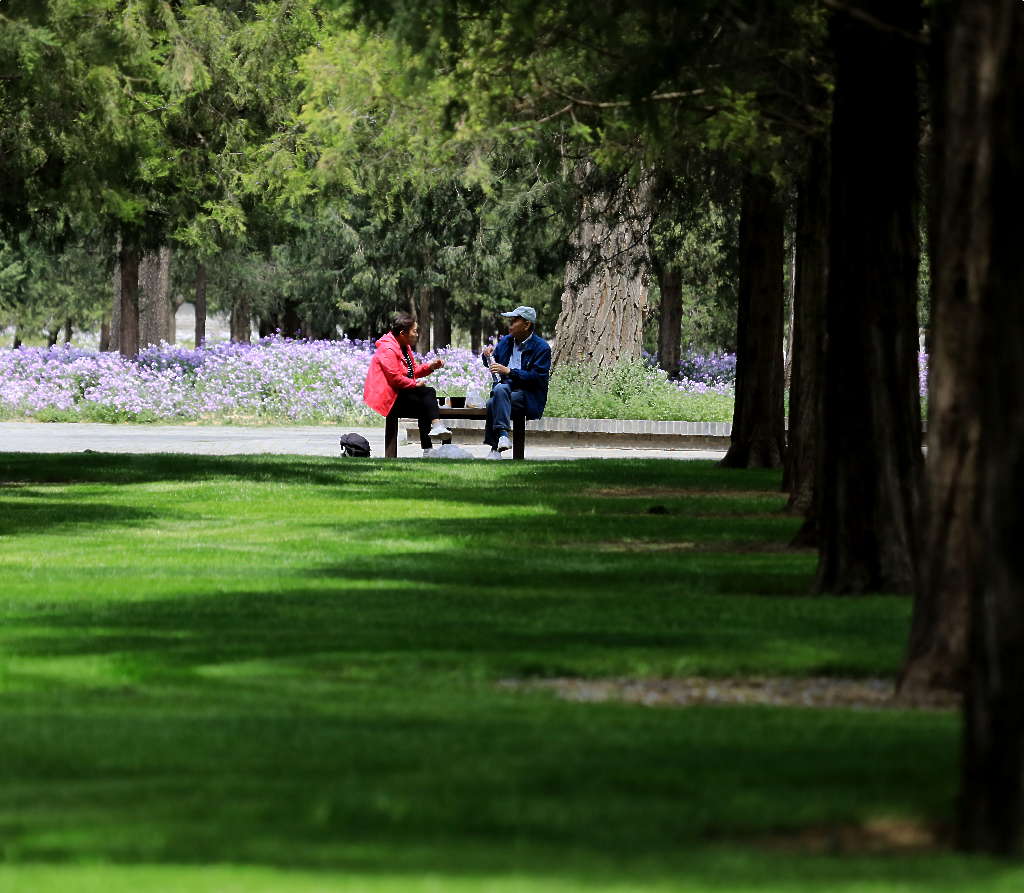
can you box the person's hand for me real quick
[490,363,510,376]
[430,357,445,371]
[482,344,494,358]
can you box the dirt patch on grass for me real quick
[586,487,780,499]
[747,816,950,854]
[591,540,813,554]
[501,676,960,711]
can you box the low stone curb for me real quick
[405,416,732,450]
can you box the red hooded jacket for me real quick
[363,331,434,416]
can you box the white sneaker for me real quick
[428,422,451,438]
[485,449,502,460]
[496,433,512,452]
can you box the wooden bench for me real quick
[384,406,526,459]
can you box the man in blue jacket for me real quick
[481,305,552,458]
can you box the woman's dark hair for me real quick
[390,311,416,336]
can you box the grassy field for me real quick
[0,454,1018,892]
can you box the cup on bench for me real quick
[447,396,466,408]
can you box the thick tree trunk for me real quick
[553,173,652,368]
[815,0,924,594]
[720,173,786,470]
[139,246,172,348]
[901,0,971,694]
[927,0,1024,855]
[656,263,683,379]
[46,328,59,348]
[194,263,207,348]
[12,329,22,349]
[63,318,73,345]
[229,296,251,344]
[433,286,452,349]
[118,241,140,359]
[785,138,830,518]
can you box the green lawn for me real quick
[0,454,1018,892]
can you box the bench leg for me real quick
[512,415,526,460]
[384,414,398,458]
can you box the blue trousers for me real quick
[484,383,527,447]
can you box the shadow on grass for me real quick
[0,452,782,496]
[0,498,159,537]
[1,453,984,888]
[0,616,962,884]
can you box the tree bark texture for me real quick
[720,174,786,470]
[815,0,924,594]
[139,246,173,348]
[928,0,1024,855]
[194,263,207,348]
[118,241,140,359]
[553,175,652,369]
[656,264,683,379]
[785,137,830,517]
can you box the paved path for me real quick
[0,422,726,462]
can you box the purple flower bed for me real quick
[642,350,736,395]
[0,339,931,423]
[0,336,494,423]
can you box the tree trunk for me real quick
[433,286,452,349]
[785,137,830,518]
[900,0,971,694]
[139,246,172,348]
[46,328,59,348]
[417,286,432,353]
[552,172,652,368]
[109,243,121,354]
[118,241,140,359]
[656,263,683,379]
[280,300,302,339]
[919,0,1024,854]
[99,314,111,352]
[470,301,483,353]
[194,263,207,348]
[720,173,786,470]
[12,329,22,349]
[815,0,924,594]
[63,318,73,345]
[229,296,251,344]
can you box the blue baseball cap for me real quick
[500,305,537,322]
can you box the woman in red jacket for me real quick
[363,312,451,455]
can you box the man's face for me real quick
[507,317,531,340]
[399,323,419,347]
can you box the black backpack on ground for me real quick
[339,433,371,457]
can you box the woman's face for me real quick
[398,323,419,348]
